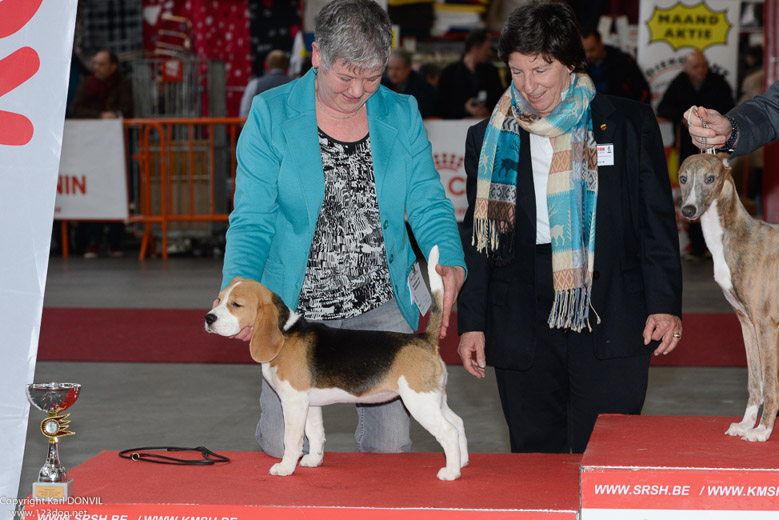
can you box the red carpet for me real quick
[27,451,581,518]
[37,309,746,366]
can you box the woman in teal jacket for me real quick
[221,0,465,458]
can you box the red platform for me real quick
[581,415,779,519]
[26,452,581,519]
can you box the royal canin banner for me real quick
[424,119,471,223]
[56,120,129,220]
[0,0,78,511]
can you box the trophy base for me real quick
[32,479,73,500]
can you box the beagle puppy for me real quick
[205,246,468,480]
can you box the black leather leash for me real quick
[118,446,230,465]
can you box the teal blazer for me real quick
[222,68,465,329]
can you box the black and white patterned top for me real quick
[297,129,394,320]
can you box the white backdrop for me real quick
[0,0,78,509]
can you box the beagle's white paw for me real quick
[300,453,323,467]
[742,425,772,442]
[436,467,461,481]
[726,421,753,437]
[269,462,297,476]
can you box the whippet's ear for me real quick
[716,151,730,169]
[249,300,284,363]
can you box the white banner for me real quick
[55,120,129,220]
[637,0,741,110]
[424,119,474,223]
[0,0,78,508]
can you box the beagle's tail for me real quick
[423,245,444,349]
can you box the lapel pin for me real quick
[600,123,607,130]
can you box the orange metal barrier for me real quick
[126,117,244,259]
[132,117,245,258]
[58,117,245,259]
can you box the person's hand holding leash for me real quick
[458,331,486,378]
[437,264,465,339]
[643,313,682,356]
[683,106,733,150]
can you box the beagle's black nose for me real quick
[681,205,697,218]
[205,313,217,326]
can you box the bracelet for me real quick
[719,115,739,152]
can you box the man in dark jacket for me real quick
[434,29,505,119]
[69,49,133,258]
[581,29,650,103]
[381,49,436,118]
[70,49,133,119]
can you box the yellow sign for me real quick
[647,2,730,51]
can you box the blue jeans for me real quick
[256,298,413,457]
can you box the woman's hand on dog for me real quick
[458,331,486,378]
[437,264,466,339]
[643,313,682,356]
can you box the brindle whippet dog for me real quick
[678,152,779,442]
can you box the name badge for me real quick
[597,144,614,166]
[408,262,431,315]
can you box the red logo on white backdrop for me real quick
[0,0,43,146]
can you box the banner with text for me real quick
[0,0,78,508]
[637,0,740,110]
[424,119,472,223]
[55,120,129,220]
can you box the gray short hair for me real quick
[315,0,393,72]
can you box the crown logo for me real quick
[433,153,464,172]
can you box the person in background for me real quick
[419,61,441,89]
[69,49,133,258]
[457,0,682,454]
[381,49,436,117]
[657,50,734,261]
[434,29,505,119]
[580,28,650,103]
[70,49,133,119]
[239,50,292,118]
[222,0,466,459]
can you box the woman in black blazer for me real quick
[456,1,682,454]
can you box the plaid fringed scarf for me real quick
[473,72,600,332]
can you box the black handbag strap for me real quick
[118,446,230,465]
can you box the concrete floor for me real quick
[17,252,747,497]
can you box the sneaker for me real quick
[83,243,99,259]
[108,246,124,258]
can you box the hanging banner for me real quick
[0,0,78,511]
[424,119,472,223]
[55,120,129,220]
[637,0,741,109]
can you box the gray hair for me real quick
[315,0,393,71]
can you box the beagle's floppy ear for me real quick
[249,301,285,363]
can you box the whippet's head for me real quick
[678,152,732,221]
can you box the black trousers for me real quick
[494,244,650,454]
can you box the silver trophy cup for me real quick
[26,382,81,499]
